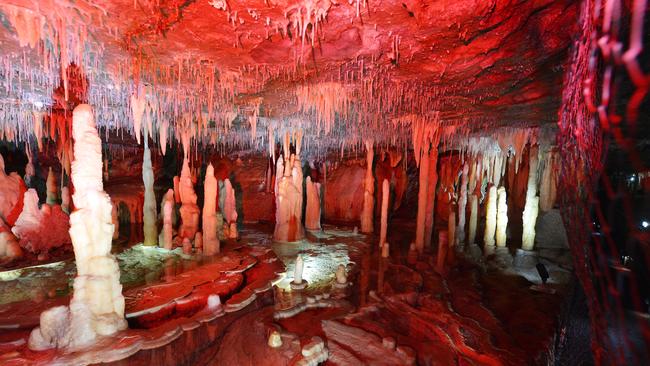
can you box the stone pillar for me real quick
[142,132,157,246]
[360,140,374,233]
[414,147,430,253]
[496,186,508,247]
[484,185,497,247]
[456,163,468,248]
[203,164,220,255]
[468,194,478,245]
[424,146,438,250]
[379,179,390,247]
[29,104,127,350]
[178,157,199,240]
[305,176,322,231]
[46,167,58,205]
[522,146,539,251]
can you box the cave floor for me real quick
[0,222,570,365]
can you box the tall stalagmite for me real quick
[360,140,374,233]
[29,104,126,350]
[456,163,469,248]
[496,186,508,247]
[522,146,540,251]
[379,179,390,247]
[178,157,200,240]
[273,132,305,242]
[203,164,220,255]
[484,185,497,247]
[424,146,438,250]
[305,176,322,231]
[415,147,430,253]
[142,130,157,246]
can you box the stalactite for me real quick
[495,186,508,247]
[360,140,374,233]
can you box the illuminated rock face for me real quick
[305,176,322,231]
[203,164,220,255]
[29,104,126,351]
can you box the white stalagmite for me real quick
[484,185,497,247]
[468,194,478,245]
[294,255,304,284]
[379,179,390,247]
[142,132,157,246]
[360,140,374,233]
[456,163,469,248]
[203,164,220,255]
[273,132,305,242]
[522,146,540,251]
[46,167,58,205]
[29,104,127,350]
[159,189,174,250]
[305,176,322,231]
[496,186,508,247]
[414,147,430,253]
[178,157,200,240]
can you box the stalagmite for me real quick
[424,147,438,250]
[203,164,220,255]
[539,151,557,212]
[305,176,321,231]
[29,104,127,350]
[522,146,540,251]
[436,231,448,274]
[159,189,174,250]
[291,254,307,289]
[61,186,70,213]
[496,186,508,247]
[46,167,58,205]
[360,140,374,233]
[335,264,348,287]
[178,157,200,240]
[381,242,390,258]
[414,147,430,253]
[484,185,497,247]
[448,209,456,250]
[273,133,305,242]
[222,178,238,239]
[24,152,35,187]
[142,132,157,246]
[379,179,390,247]
[468,194,478,245]
[456,164,468,248]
